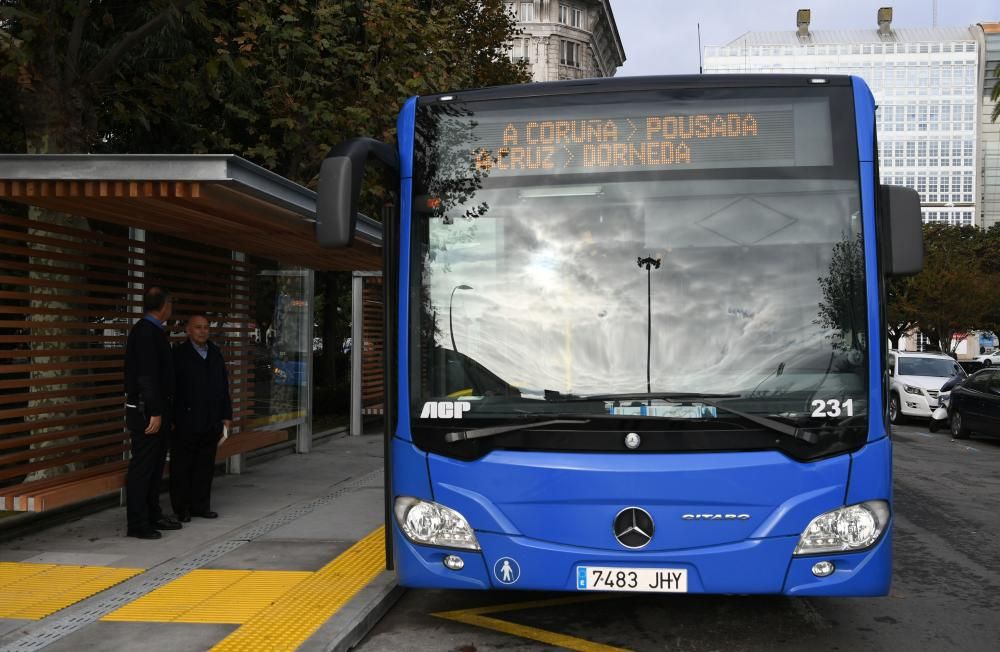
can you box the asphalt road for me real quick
[358,423,1000,651]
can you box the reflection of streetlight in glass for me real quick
[637,255,662,394]
[449,285,474,353]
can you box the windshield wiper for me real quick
[445,418,590,443]
[560,392,818,444]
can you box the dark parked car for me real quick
[949,369,1000,439]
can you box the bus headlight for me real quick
[393,496,480,550]
[793,501,889,555]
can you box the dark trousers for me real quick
[169,431,220,515]
[125,430,168,531]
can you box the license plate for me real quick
[576,566,688,592]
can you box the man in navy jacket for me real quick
[170,313,232,521]
[124,287,181,539]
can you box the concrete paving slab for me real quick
[40,622,237,652]
[0,434,385,570]
[259,486,385,543]
[203,539,352,572]
[0,549,38,563]
[21,552,125,566]
[0,617,31,640]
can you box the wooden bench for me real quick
[215,429,288,460]
[361,403,384,416]
[0,430,287,513]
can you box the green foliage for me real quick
[885,275,918,350]
[1,0,529,412]
[816,232,865,351]
[887,223,1000,352]
[0,0,213,153]
[1,0,529,181]
[188,0,527,185]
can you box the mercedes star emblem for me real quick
[613,507,655,549]
[624,432,641,449]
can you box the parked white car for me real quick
[973,351,1000,367]
[888,351,967,424]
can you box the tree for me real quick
[2,1,529,456]
[816,232,865,351]
[974,223,1000,339]
[905,224,992,353]
[885,276,918,351]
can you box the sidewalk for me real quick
[0,432,400,652]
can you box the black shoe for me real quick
[127,528,162,540]
[152,517,182,530]
[177,511,191,523]
[191,511,218,519]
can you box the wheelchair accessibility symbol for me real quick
[493,557,521,584]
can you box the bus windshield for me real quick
[409,85,868,454]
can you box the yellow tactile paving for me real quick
[210,526,386,652]
[0,562,55,590]
[0,562,142,620]
[103,569,312,624]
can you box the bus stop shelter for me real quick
[0,154,385,512]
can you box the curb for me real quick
[299,570,404,652]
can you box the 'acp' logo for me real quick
[420,401,472,419]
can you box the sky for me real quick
[614,0,999,76]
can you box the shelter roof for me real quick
[0,154,381,271]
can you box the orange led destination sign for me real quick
[469,109,797,175]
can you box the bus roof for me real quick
[418,74,855,106]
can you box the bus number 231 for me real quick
[811,399,854,417]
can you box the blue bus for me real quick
[317,75,922,596]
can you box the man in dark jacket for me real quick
[124,287,182,539]
[170,313,232,521]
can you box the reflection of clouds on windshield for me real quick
[425,180,863,396]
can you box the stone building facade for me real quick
[506,1,625,81]
[974,23,1000,229]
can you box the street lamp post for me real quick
[637,256,661,394]
[449,284,473,353]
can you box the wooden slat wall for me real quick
[0,212,260,500]
[144,235,259,437]
[360,276,385,412]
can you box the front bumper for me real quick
[393,520,892,597]
[899,393,937,417]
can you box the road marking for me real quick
[0,562,142,620]
[433,594,628,652]
[210,526,385,651]
[102,569,311,623]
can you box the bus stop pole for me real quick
[297,269,315,453]
[350,272,363,436]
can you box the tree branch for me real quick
[86,0,194,85]
[64,0,89,86]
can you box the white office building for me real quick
[704,8,981,226]
[506,1,625,81]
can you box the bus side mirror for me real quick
[316,137,399,247]
[316,157,354,247]
[879,185,923,276]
